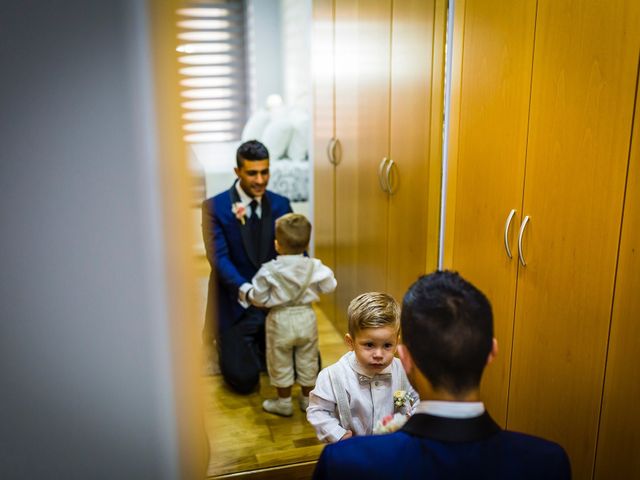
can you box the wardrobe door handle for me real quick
[378,157,389,192]
[385,158,396,194]
[517,215,531,266]
[333,138,341,165]
[503,209,517,259]
[326,138,335,164]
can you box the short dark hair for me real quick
[401,270,493,395]
[236,140,269,168]
[275,213,311,254]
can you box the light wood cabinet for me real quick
[312,0,337,326]
[313,0,444,333]
[594,82,640,480]
[446,0,537,425]
[446,1,640,478]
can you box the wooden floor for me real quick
[202,302,347,478]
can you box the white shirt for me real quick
[248,255,337,308]
[235,181,262,218]
[307,351,419,443]
[415,400,485,419]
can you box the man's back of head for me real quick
[312,271,571,480]
[401,270,494,396]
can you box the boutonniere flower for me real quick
[393,390,414,409]
[232,202,246,225]
[373,412,408,434]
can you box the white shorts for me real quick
[266,305,318,388]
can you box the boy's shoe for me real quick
[299,395,309,412]
[262,398,293,417]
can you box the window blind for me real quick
[177,0,247,143]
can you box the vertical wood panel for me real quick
[449,0,537,425]
[353,0,391,298]
[387,0,435,301]
[508,2,640,478]
[595,70,640,480]
[334,0,361,333]
[425,0,447,273]
[312,0,336,323]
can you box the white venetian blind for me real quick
[177,0,247,143]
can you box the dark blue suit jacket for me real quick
[313,412,571,480]
[202,182,292,332]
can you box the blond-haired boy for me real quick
[247,213,337,416]
[306,292,419,443]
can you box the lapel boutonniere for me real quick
[232,202,247,225]
[393,390,415,412]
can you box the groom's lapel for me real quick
[229,183,259,268]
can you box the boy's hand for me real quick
[340,430,353,441]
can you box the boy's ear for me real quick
[397,344,415,375]
[344,333,355,351]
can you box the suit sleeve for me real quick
[202,199,247,293]
[549,447,572,480]
[312,446,333,480]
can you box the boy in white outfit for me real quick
[247,213,337,416]
[306,292,419,443]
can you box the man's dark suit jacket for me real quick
[313,412,571,480]
[202,182,292,333]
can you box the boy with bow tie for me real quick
[307,293,419,443]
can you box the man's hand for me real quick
[340,430,353,441]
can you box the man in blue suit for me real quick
[313,271,571,479]
[202,140,292,394]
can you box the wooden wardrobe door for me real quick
[507,2,640,478]
[447,0,536,425]
[595,73,640,479]
[352,0,392,298]
[312,0,336,322]
[333,0,362,333]
[387,0,436,303]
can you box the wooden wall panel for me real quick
[387,0,435,302]
[352,0,392,298]
[312,0,337,323]
[594,60,640,480]
[507,2,640,478]
[448,0,537,425]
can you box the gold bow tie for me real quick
[358,373,392,385]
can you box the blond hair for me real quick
[275,213,311,254]
[347,292,400,337]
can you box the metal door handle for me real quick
[503,209,517,259]
[326,138,336,164]
[385,159,396,194]
[378,157,389,193]
[518,215,530,266]
[333,138,341,165]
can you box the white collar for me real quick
[235,180,262,205]
[276,254,306,262]
[415,400,485,419]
